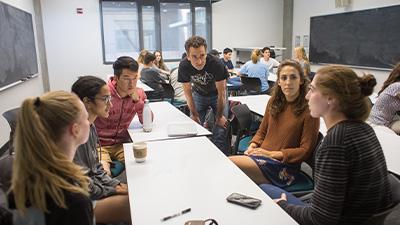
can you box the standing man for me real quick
[178,36,230,153]
[95,56,148,175]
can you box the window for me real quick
[100,0,212,63]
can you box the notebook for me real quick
[167,122,198,137]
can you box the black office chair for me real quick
[240,76,261,95]
[2,108,19,155]
[160,83,175,103]
[363,172,400,225]
[230,104,258,155]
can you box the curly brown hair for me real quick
[268,59,310,118]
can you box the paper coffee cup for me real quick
[133,142,147,163]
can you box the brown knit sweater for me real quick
[251,102,320,164]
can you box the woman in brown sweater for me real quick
[229,59,320,187]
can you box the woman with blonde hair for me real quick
[9,91,93,225]
[272,66,392,224]
[238,48,269,92]
[368,62,400,134]
[294,46,311,78]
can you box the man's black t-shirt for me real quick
[178,54,229,96]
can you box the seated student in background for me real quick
[368,62,400,134]
[95,56,148,176]
[238,48,270,93]
[72,76,131,224]
[230,60,320,186]
[137,49,149,78]
[168,54,188,103]
[153,50,170,77]
[294,46,311,79]
[260,47,280,74]
[272,66,392,225]
[9,91,93,225]
[140,52,168,100]
[221,47,234,72]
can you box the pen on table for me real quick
[161,208,191,222]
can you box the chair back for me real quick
[160,83,175,103]
[363,173,400,225]
[2,108,19,155]
[240,76,261,95]
[231,104,253,154]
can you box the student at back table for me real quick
[140,52,168,100]
[94,56,149,176]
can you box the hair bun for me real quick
[359,74,376,96]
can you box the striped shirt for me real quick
[279,120,392,225]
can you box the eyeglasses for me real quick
[95,95,112,104]
[121,77,138,82]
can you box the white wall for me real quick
[40,0,113,91]
[212,0,283,51]
[0,0,45,144]
[292,0,400,91]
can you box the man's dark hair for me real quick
[223,48,232,54]
[184,36,207,52]
[113,56,139,77]
[143,53,156,65]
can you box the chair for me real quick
[363,172,400,225]
[160,82,175,103]
[240,76,261,95]
[2,108,19,155]
[284,132,324,196]
[230,104,257,155]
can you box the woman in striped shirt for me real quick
[270,66,392,225]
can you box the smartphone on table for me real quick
[226,193,262,209]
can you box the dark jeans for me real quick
[192,91,229,154]
[259,183,306,206]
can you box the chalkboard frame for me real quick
[0,2,38,91]
[309,5,400,70]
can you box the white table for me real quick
[128,101,211,143]
[137,80,154,92]
[373,126,400,175]
[123,137,298,225]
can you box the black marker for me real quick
[161,208,191,222]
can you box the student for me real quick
[368,62,400,134]
[154,50,169,72]
[9,91,93,225]
[221,47,234,72]
[178,36,229,152]
[140,53,168,100]
[209,49,221,58]
[238,48,270,93]
[94,56,148,175]
[72,76,131,224]
[294,46,311,79]
[230,59,319,185]
[260,47,280,73]
[137,49,149,78]
[272,66,392,225]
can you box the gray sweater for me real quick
[279,120,392,225]
[74,125,120,200]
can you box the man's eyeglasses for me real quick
[95,95,112,104]
[121,77,138,82]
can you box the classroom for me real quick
[1,0,399,224]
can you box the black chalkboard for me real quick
[0,2,38,89]
[309,5,400,69]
